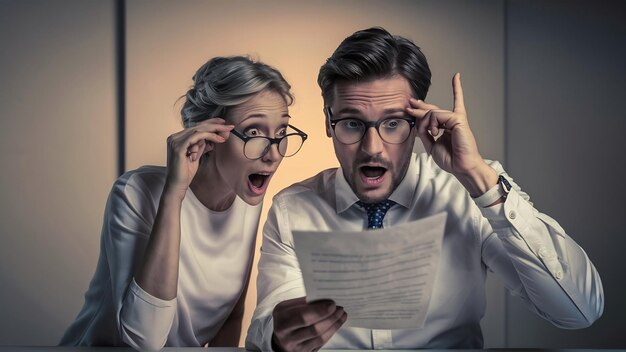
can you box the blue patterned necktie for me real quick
[356,199,396,229]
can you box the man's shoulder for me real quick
[273,167,338,201]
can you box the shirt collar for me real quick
[334,153,418,214]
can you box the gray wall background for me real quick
[0,0,623,348]
[506,0,626,347]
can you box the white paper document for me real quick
[292,212,447,330]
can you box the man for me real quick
[246,27,603,351]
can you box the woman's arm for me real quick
[118,120,235,350]
[134,119,235,300]
[134,187,184,299]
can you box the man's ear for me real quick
[324,107,332,137]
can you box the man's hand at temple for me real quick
[406,72,499,198]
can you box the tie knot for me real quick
[356,199,396,229]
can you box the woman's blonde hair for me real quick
[181,56,293,128]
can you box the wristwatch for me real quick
[474,174,512,208]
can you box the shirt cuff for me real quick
[119,278,177,350]
[472,180,504,208]
[128,278,176,308]
[246,315,276,352]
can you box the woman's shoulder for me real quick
[119,165,167,185]
[101,166,167,234]
[111,165,167,206]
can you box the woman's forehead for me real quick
[227,90,289,125]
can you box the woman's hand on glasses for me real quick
[164,118,234,200]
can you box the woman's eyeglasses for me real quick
[230,124,308,160]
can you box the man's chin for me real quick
[355,186,393,203]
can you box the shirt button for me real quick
[508,210,517,220]
[555,270,563,280]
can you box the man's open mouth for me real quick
[359,166,387,185]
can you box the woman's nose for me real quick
[261,142,281,162]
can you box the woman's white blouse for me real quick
[60,166,261,349]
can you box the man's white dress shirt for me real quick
[246,153,603,350]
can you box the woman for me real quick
[60,56,307,350]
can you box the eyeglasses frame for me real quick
[229,124,308,160]
[325,107,416,145]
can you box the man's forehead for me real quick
[332,76,412,109]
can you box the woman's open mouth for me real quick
[359,166,387,186]
[248,172,271,195]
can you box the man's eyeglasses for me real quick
[325,107,416,145]
[230,124,308,160]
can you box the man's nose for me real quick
[360,127,384,156]
[261,142,281,163]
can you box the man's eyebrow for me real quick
[335,107,362,115]
[382,108,406,115]
[334,107,406,115]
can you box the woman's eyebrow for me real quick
[237,113,291,128]
[241,113,267,120]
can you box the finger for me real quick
[186,143,201,160]
[288,306,345,343]
[189,139,208,162]
[429,112,440,137]
[452,72,465,113]
[171,119,233,143]
[183,131,227,151]
[419,110,445,136]
[417,111,435,153]
[409,98,440,111]
[427,110,460,135]
[202,139,214,154]
[168,126,198,143]
[174,131,227,159]
[200,117,226,124]
[299,311,347,352]
[190,123,234,142]
[187,142,201,154]
[273,297,313,332]
[278,300,337,331]
[193,122,235,134]
[169,127,213,154]
[216,129,232,140]
[192,117,229,128]
[275,297,307,311]
[405,105,428,121]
